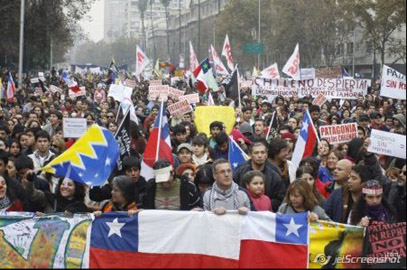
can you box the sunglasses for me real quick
[107,115,115,119]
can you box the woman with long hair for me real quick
[296,166,326,207]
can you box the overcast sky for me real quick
[79,0,104,42]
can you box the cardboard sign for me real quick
[368,130,406,159]
[168,100,193,116]
[69,86,86,98]
[312,93,327,107]
[63,118,87,138]
[179,93,200,104]
[380,65,406,100]
[253,77,369,99]
[149,80,162,86]
[108,84,133,102]
[319,123,358,145]
[148,85,169,101]
[168,87,185,100]
[30,78,39,84]
[49,85,63,94]
[315,66,342,79]
[123,79,136,88]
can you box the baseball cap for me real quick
[177,143,193,153]
[359,114,370,121]
[154,165,173,183]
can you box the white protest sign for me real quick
[312,93,327,107]
[69,86,86,98]
[168,87,185,100]
[89,67,101,74]
[38,72,45,81]
[168,100,193,116]
[368,130,406,159]
[123,79,136,88]
[380,65,406,100]
[30,78,39,84]
[300,68,315,80]
[253,77,369,99]
[49,85,63,94]
[149,80,162,86]
[148,85,169,101]
[179,93,200,104]
[319,123,358,145]
[63,118,87,138]
[108,84,133,102]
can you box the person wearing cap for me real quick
[392,114,406,135]
[358,114,371,131]
[369,112,386,131]
[143,159,200,210]
[177,143,193,164]
[239,122,254,143]
[349,180,396,227]
[203,159,251,215]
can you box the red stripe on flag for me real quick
[238,240,308,269]
[143,129,173,167]
[303,125,317,157]
[90,248,238,269]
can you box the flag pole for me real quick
[155,100,164,161]
[306,109,321,143]
[265,111,276,141]
[229,136,249,160]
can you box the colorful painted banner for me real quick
[319,123,358,145]
[0,212,92,268]
[309,220,364,269]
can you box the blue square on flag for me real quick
[91,212,139,252]
[275,213,308,245]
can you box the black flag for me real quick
[114,107,131,172]
[225,66,239,100]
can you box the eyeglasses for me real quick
[107,115,115,119]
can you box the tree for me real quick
[138,0,149,51]
[347,0,406,68]
[161,0,171,59]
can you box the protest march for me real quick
[0,1,406,268]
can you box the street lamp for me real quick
[18,0,25,90]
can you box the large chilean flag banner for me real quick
[89,211,309,268]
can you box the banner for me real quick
[312,93,327,107]
[380,65,406,100]
[316,66,343,79]
[362,221,406,268]
[301,68,316,80]
[309,220,364,269]
[168,87,185,100]
[148,85,169,101]
[179,93,200,104]
[108,84,133,103]
[68,86,86,98]
[368,130,406,159]
[195,106,235,137]
[319,123,358,145]
[63,118,87,138]
[253,77,369,99]
[0,213,92,268]
[167,100,193,117]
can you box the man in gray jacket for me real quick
[203,159,250,215]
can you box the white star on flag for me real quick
[283,218,303,237]
[106,218,125,238]
[233,163,238,168]
[301,121,309,132]
[105,157,111,166]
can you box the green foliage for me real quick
[0,0,94,71]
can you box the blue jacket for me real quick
[324,188,344,223]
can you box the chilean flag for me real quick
[192,58,210,94]
[6,72,16,100]
[88,211,308,268]
[291,110,318,169]
[140,102,173,181]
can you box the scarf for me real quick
[0,196,11,210]
[193,153,209,166]
[365,204,391,222]
[208,182,240,210]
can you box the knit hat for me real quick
[231,129,253,145]
[393,114,406,128]
[239,122,253,135]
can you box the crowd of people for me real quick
[0,68,406,228]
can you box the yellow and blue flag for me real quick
[41,125,119,186]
